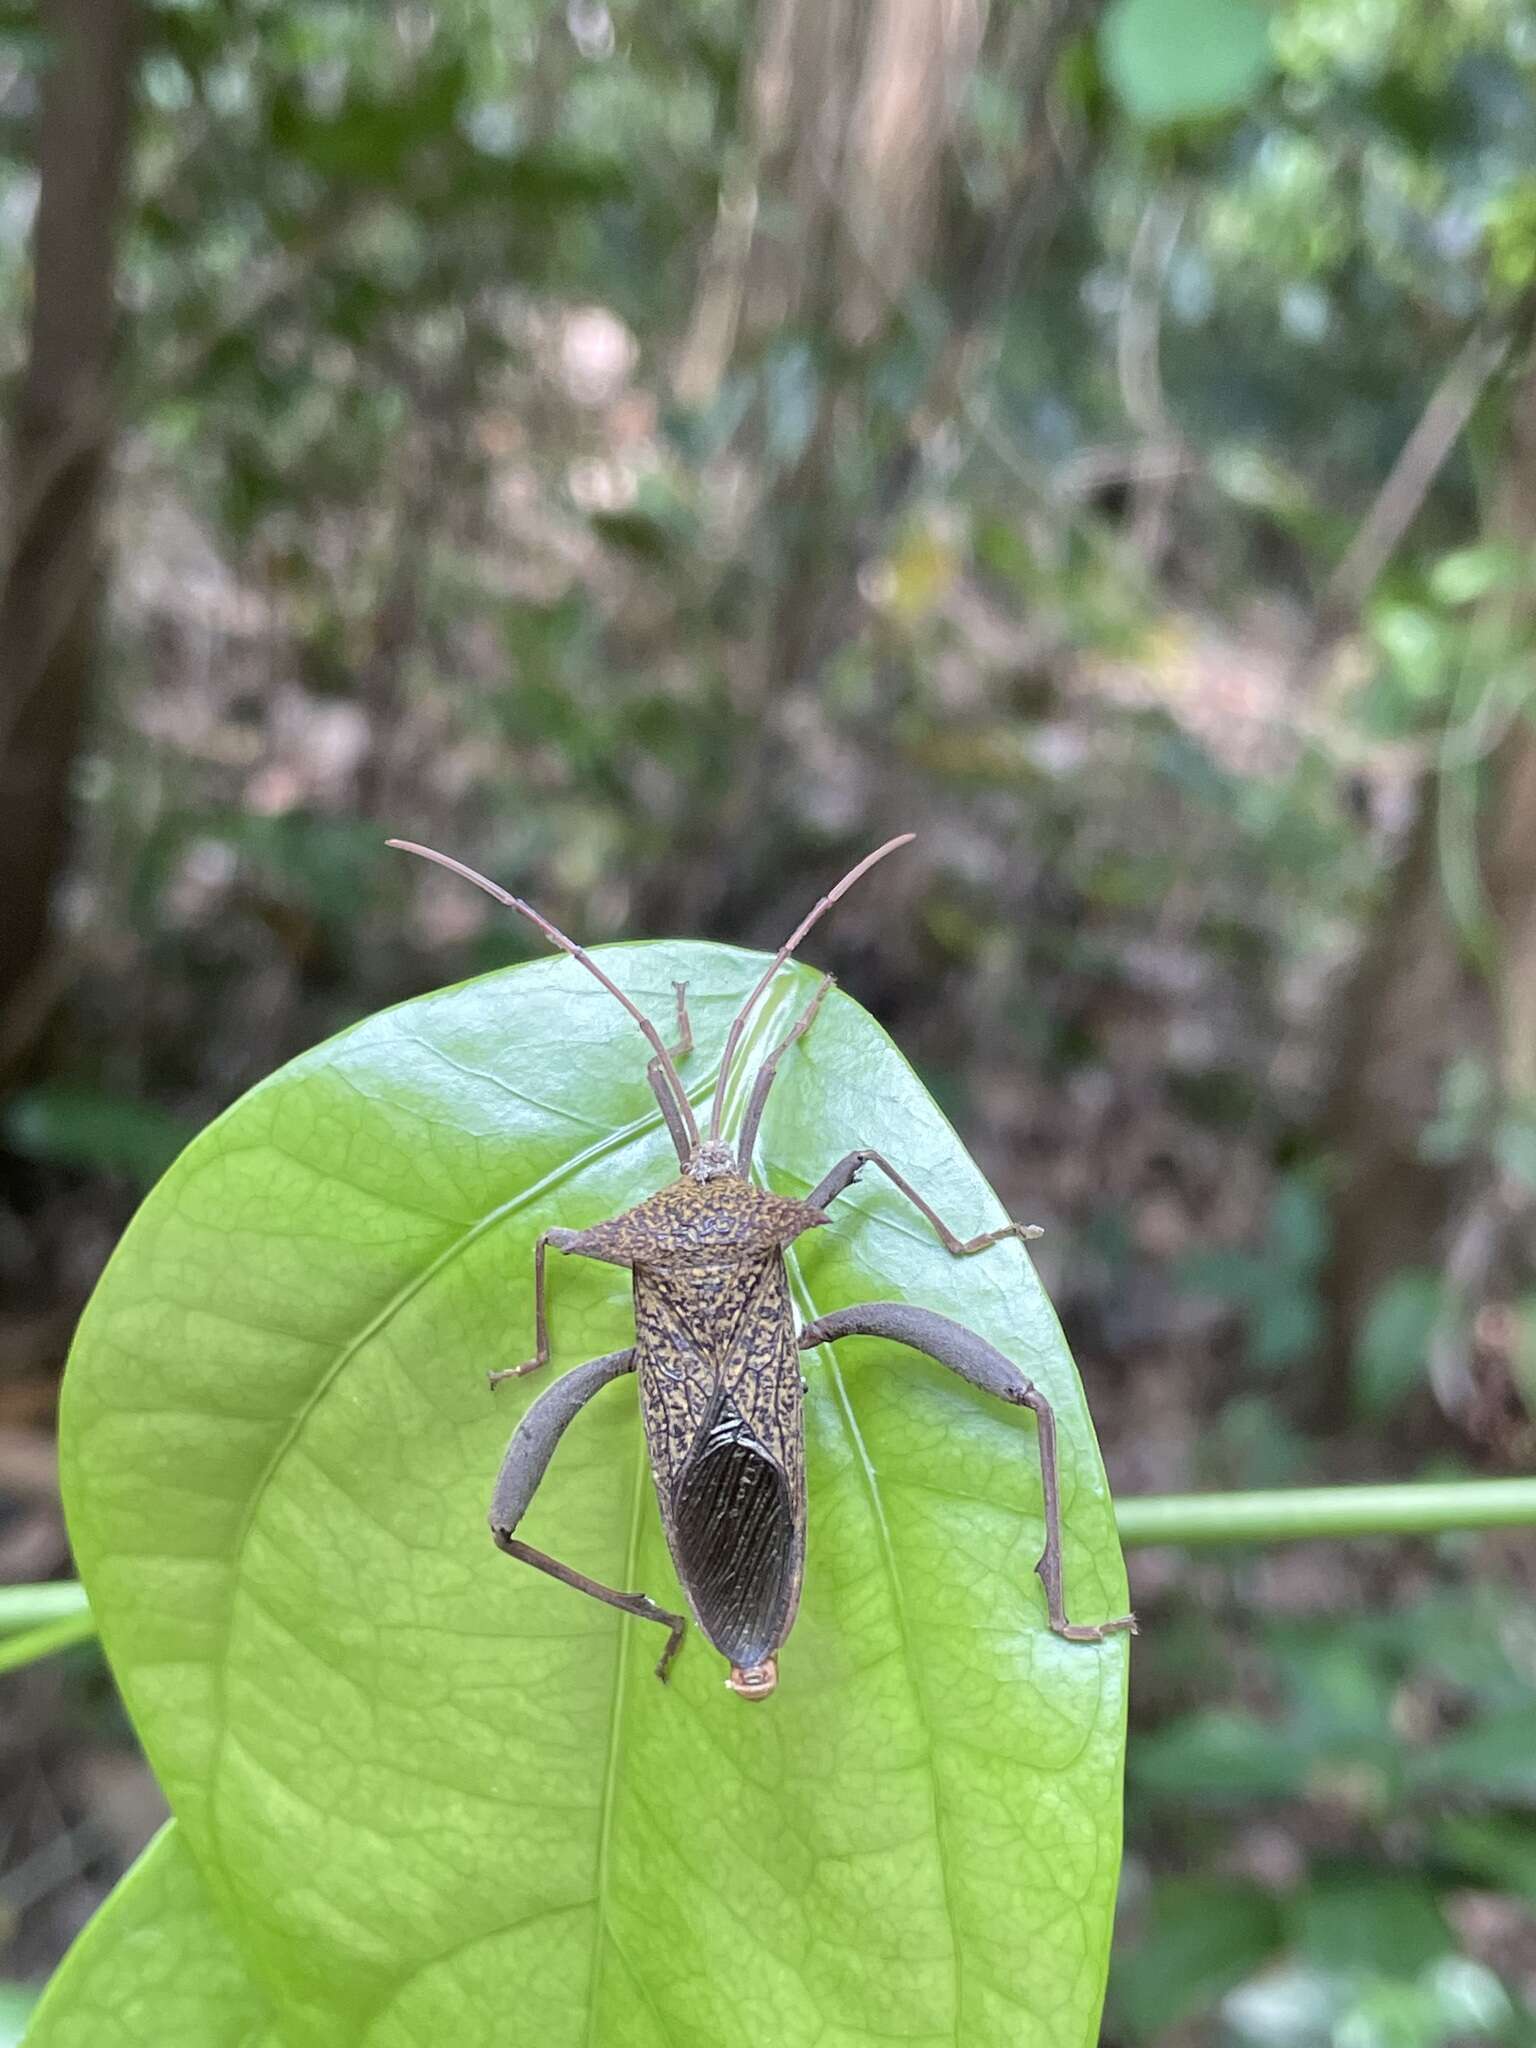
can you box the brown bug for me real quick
[389,834,1135,1699]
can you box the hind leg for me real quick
[799,1301,1135,1642]
[489,1346,687,1679]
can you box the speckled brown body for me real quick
[555,1175,827,1678]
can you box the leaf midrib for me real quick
[585,1414,651,2048]
[580,987,805,2048]
[785,1255,966,2046]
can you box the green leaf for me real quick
[1410,1706,1536,1800]
[1099,0,1272,125]
[1,1086,197,1187]
[57,944,1130,2047]
[1250,1288,1321,1373]
[1370,603,1452,700]
[1428,544,1520,608]
[1353,1269,1444,1419]
[1130,1708,1309,1805]
[1108,1877,1283,2041]
[1293,1866,1451,1979]
[1265,1176,1328,1275]
[1433,1814,1536,1901]
[23,1824,275,2047]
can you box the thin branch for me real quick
[1116,1475,1536,1548]
[0,1608,97,1677]
[0,1580,90,1633]
[1323,323,1512,626]
[10,1471,1535,1668]
[1115,189,1189,566]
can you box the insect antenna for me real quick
[387,840,700,1149]
[707,833,915,1142]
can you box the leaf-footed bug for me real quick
[388,835,1136,1699]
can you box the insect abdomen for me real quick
[671,1395,795,1666]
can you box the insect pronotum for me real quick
[389,834,1136,1699]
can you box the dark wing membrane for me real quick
[671,1395,795,1666]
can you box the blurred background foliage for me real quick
[2,0,1536,2041]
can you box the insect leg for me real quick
[488,1229,559,1387]
[490,1346,688,1681]
[490,1226,613,1388]
[805,1149,1043,1256]
[798,1301,1136,1642]
[669,980,692,1057]
[646,981,695,1166]
[736,973,836,1170]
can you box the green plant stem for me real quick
[1115,1477,1536,1548]
[0,1609,97,1676]
[1,1480,1531,1673]
[0,1579,91,1633]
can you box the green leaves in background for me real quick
[50,945,1130,2047]
[1117,1587,1536,2046]
[1176,1172,1328,1374]
[1,1087,197,1190]
[1100,0,1274,125]
[1107,1877,1283,2040]
[1353,1268,1445,1419]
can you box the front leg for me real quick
[491,1225,604,1388]
[805,1150,1043,1256]
[799,1301,1135,1643]
[647,981,695,1167]
[490,1346,688,1680]
[736,974,835,1171]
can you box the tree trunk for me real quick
[1318,783,1468,1394]
[668,0,1092,932]
[0,0,139,1062]
[677,0,988,406]
[1320,350,1536,1411]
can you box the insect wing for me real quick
[671,1401,795,1666]
[635,1253,806,1666]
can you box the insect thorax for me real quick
[559,1172,827,1267]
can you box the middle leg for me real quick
[489,1228,561,1388]
[736,973,836,1170]
[490,1227,602,1388]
